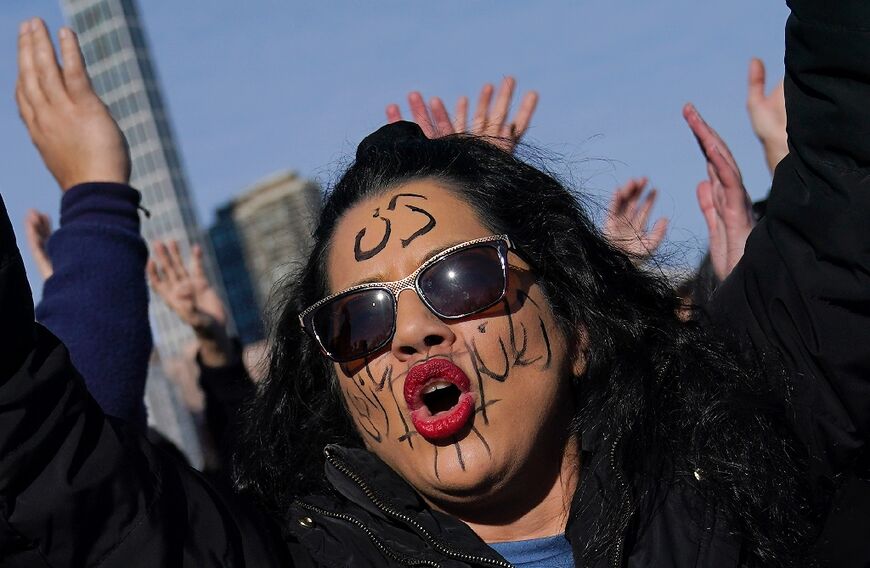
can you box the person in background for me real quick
[148,239,256,479]
[389,80,670,265]
[386,76,539,153]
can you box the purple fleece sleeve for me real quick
[35,182,151,429]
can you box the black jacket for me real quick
[2,0,870,566]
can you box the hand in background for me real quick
[147,241,235,366]
[603,177,669,264]
[683,103,755,282]
[16,18,130,191]
[747,58,787,175]
[24,209,53,280]
[148,241,226,332]
[386,76,538,153]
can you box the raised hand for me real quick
[385,76,539,153]
[683,103,755,282]
[747,58,788,175]
[147,241,227,334]
[16,18,129,191]
[603,177,669,263]
[24,209,53,280]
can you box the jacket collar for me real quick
[321,445,514,567]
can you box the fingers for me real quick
[146,258,162,289]
[429,97,454,135]
[683,103,740,174]
[696,181,728,281]
[30,18,68,106]
[708,146,744,208]
[18,20,48,112]
[27,209,52,239]
[747,57,766,107]
[511,91,539,140]
[407,92,436,138]
[58,27,91,101]
[452,96,468,133]
[683,103,716,152]
[385,103,402,123]
[169,241,190,280]
[489,77,516,136]
[191,244,206,280]
[471,83,494,135]
[153,241,182,284]
[644,218,669,251]
[634,187,659,228]
[610,177,647,216]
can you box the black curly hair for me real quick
[235,122,816,565]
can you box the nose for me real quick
[391,289,456,361]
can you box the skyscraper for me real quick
[60,0,204,461]
[60,0,201,357]
[210,171,321,345]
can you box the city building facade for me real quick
[60,0,202,357]
[210,171,321,346]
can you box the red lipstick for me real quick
[403,358,475,442]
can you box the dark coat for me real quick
[1,0,870,566]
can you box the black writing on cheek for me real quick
[502,299,543,367]
[471,337,510,382]
[433,446,440,480]
[539,317,552,369]
[346,379,390,443]
[364,361,392,392]
[344,386,382,443]
[452,437,466,471]
[477,322,488,334]
[354,217,391,262]
[470,426,492,458]
[467,340,491,425]
[387,366,416,449]
[513,291,552,371]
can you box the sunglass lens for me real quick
[312,288,394,361]
[419,245,506,317]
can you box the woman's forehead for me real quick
[327,180,491,290]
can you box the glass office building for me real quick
[60,0,202,357]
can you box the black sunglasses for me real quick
[299,235,513,362]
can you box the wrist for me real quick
[194,319,236,367]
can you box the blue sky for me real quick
[0,1,789,298]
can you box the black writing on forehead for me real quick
[353,193,437,262]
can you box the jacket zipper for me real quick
[609,435,633,568]
[322,447,514,568]
[296,500,440,567]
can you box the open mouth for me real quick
[421,382,462,414]
[404,358,475,441]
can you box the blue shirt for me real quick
[489,534,574,567]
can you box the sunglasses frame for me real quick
[299,234,513,362]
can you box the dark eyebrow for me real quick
[342,239,468,289]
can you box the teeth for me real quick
[422,381,452,395]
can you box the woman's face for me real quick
[326,179,578,512]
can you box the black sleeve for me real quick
[0,195,290,567]
[709,0,870,478]
[197,344,257,472]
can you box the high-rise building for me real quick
[60,0,205,461]
[60,0,201,357]
[210,171,321,345]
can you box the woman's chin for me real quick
[411,447,510,505]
